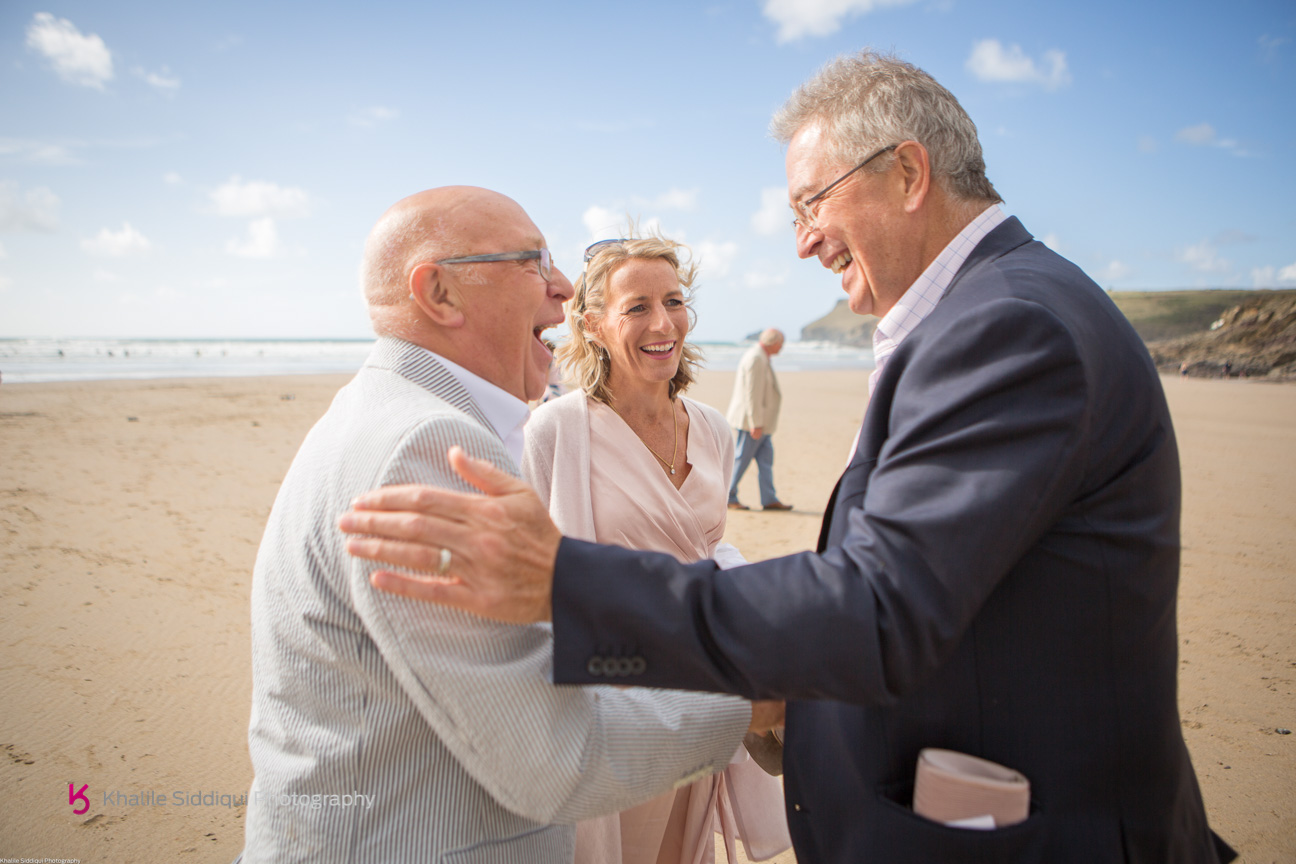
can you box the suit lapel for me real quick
[815,220,1036,555]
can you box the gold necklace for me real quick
[610,399,679,475]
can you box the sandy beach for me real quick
[1,369,1292,862]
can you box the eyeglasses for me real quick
[575,239,630,308]
[792,144,898,233]
[437,248,552,281]
[583,238,627,262]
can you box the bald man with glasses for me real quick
[236,186,769,864]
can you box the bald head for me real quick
[361,187,544,343]
[759,328,785,351]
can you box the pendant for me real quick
[670,467,676,475]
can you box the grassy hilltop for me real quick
[799,289,1296,379]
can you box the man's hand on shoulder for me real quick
[338,446,560,623]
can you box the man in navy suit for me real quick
[341,51,1235,863]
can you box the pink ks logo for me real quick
[69,782,90,815]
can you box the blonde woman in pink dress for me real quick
[522,235,791,864]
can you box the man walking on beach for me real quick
[340,53,1235,863]
[237,187,760,863]
[726,328,791,511]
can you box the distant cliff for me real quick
[799,299,877,347]
[800,289,1296,379]
[1146,292,1296,379]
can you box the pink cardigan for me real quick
[521,390,790,863]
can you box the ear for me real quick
[582,309,603,346]
[409,262,465,328]
[893,140,931,214]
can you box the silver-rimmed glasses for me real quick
[437,248,552,281]
[792,144,898,233]
[583,238,628,263]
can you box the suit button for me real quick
[617,657,635,676]
[630,657,646,675]
[587,656,604,677]
[793,804,802,812]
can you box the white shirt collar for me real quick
[420,349,530,466]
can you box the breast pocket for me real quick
[873,779,1048,863]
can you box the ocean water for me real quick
[0,338,874,385]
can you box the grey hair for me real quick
[559,231,700,406]
[360,208,481,309]
[771,50,1002,204]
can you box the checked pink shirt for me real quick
[846,205,1008,466]
[868,205,1008,395]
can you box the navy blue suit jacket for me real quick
[552,218,1234,863]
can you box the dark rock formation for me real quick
[1147,293,1296,380]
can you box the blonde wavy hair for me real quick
[558,232,701,405]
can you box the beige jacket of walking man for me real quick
[725,328,790,510]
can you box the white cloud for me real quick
[135,66,181,93]
[1137,135,1158,155]
[0,137,83,166]
[0,181,60,232]
[640,217,666,238]
[1175,123,1215,145]
[1175,123,1248,157]
[1177,241,1230,274]
[582,205,622,241]
[742,268,789,289]
[751,187,789,236]
[94,268,122,283]
[1041,233,1062,253]
[347,106,399,128]
[966,39,1071,89]
[636,188,698,212]
[762,0,919,43]
[211,176,310,218]
[25,13,113,90]
[695,240,740,278]
[1095,260,1130,283]
[0,275,12,293]
[227,217,279,258]
[82,223,151,257]
[163,171,182,185]
[1254,262,1296,286]
[1259,34,1289,66]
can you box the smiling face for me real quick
[786,123,919,319]
[587,257,690,394]
[442,193,574,401]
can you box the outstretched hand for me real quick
[338,446,561,623]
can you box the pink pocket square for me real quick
[912,748,1030,829]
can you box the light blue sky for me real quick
[2,1,1293,341]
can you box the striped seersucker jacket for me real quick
[238,337,749,863]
